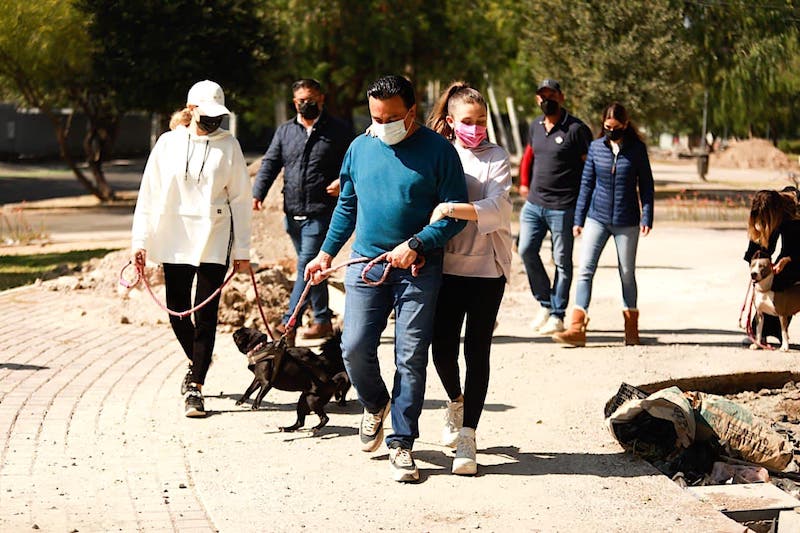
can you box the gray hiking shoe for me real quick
[388,442,419,482]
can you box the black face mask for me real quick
[540,98,560,116]
[297,101,320,120]
[604,127,625,142]
[198,115,223,134]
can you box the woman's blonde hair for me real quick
[748,189,798,247]
[426,81,487,141]
[169,107,192,130]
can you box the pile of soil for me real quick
[711,138,799,170]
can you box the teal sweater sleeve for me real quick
[322,127,467,258]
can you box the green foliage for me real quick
[79,0,279,115]
[263,0,521,121]
[0,0,91,106]
[515,0,690,131]
[680,0,800,140]
[0,248,117,290]
[778,138,800,155]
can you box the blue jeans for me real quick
[517,201,575,319]
[574,217,640,311]
[341,253,443,449]
[283,215,331,325]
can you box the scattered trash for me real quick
[606,383,795,484]
[687,391,793,471]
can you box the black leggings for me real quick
[432,274,505,429]
[163,263,227,385]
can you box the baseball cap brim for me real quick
[195,101,230,117]
[536,79,561,94]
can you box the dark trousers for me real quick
[163,263,227,385]
[432,274,505,429]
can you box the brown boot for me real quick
[552,308,588,347]
[300,321,334,340]
[623,309,640,346]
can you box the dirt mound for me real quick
[711,138,798,170]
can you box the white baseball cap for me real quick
[186,80,230,117]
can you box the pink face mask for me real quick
[453,121,487,148]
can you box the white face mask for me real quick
[370,110,410,145]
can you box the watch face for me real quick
[409,237,421,251]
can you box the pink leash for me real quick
[118,252,421,343]
[281,252,425,338]
[119,261,275,340]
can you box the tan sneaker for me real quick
[452,427,477,475]
[360,402,390,452]
[442,400,463,448]
[389,443,419,482]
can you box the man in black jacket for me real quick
[253,79,353,342]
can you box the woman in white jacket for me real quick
[132,80,251,417]
[427,83,513,475]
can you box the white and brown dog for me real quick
[749,254,800,351]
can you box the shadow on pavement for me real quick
[368,448,654,483]
[495,328,748,347]
[0,362,49,370]
[422,398,514,413]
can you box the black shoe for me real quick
[181,366,193,395]
[184,385,205,417]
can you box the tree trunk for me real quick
[46,110,107,200]
[83,116,119,202]
[79,91,120,203]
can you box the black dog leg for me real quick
[236,378,261,406]
[280,392,310,432]
[252,384,272,410]
[308,395,330,432]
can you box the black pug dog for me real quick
[232,327,351,432]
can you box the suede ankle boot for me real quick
[552,308,588,347]
[623,309,640,345]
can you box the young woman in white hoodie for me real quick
[131,80,251,417]
[427,83,513,475]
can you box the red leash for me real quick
[738,279,774,350]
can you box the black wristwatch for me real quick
[407,235,424,253]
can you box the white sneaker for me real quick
[442,400,464,448]
[452,427,477,475]
[530,307,551,331]
[389,443,419,482]
[538,316,564,335]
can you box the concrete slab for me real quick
[779,509,800,532]
[688,483,799,522]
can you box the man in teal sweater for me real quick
[305,75,467,482]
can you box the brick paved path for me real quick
[0,288,216,532]
[3,226,796,532]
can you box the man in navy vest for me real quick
[517,79,592,336]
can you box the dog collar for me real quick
[247,342,275,366]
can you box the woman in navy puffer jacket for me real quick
[552,102,654,347]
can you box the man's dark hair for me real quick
[366,75,415,109]
[292,78,323,94]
